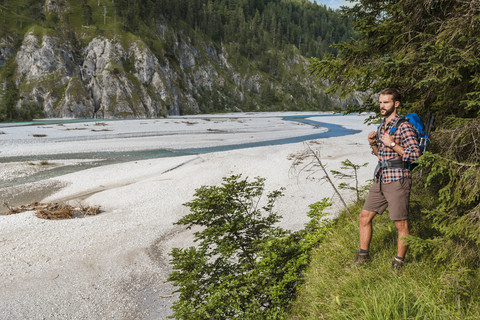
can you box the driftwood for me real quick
[2,201,101,220]
[289,143,353,215]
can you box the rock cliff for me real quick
[0,1,336,119]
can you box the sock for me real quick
[395,255,405,261]
[359,248,369,254]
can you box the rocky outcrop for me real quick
[15,32,80,117]
[0,38,15,68]
[14,34,174,118]
[44,0,70,14]
[2,16,332,118]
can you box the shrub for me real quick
[168,175,333,319]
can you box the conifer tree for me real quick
[309,0,480,119]
[309,0,480,298]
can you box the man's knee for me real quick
[359,210,376,225]
[394,219,409,233]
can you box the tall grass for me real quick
[288,201,480,320]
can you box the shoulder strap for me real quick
[388,116,407,135]
[376,120,384,144]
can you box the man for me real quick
[355,88,421,269]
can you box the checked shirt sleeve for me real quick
[400,123,421,163]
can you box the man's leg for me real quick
[357,181,385,263]
[359,209,377,251]
[394,219,409,258]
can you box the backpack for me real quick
[376,112,435,171]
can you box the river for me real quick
[0,113,360,189]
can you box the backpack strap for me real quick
[388,116,408,135]
[374,158,407,180]
[377,116,407,140]
[374,158,407,193]
[376,119,384,145]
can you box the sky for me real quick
[311,0,355,10]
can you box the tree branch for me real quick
[305,144,352,215]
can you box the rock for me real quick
[0,38,15,67]
[82,37,171,118]
[15,32,78,117]
[16,33,76,82]
[1,10,335,119]
[44,0,70,14]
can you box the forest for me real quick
[113,0,355,58]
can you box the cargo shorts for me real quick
[362,178,412,221]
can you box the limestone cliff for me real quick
[0,0,339,119]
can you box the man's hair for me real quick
[379,88,401,104]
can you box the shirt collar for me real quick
[382,114,401,129]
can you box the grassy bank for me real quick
[287,200,480,320]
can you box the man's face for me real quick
[378,94,398,117]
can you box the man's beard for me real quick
[381,106,395,117]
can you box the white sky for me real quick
[311,0,355,10]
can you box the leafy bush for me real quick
[168,175,333,319]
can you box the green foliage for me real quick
[113,0,355,59]
[168,175,333,319]
[406,119,480,268]
[0,60,18,121]
[330,158,369,201]
[303,3,480,314]
[301,198,334,248]
[15,99,44,120]
[0,80,17,121]
[309,0,480,119]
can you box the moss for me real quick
[121,56,135,74]
[26,24,60,42]
[119,32,142,51]
[63,76,89,102]
[116,111,134,118]
[106,62,123,75]
[18,71,63,94]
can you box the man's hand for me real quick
[380,133,394,147]
[368,131,377,145]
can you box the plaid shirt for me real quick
[375,114,421,183]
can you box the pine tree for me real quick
[309,0,480,119]
[308,0,480,306]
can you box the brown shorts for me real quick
[363,179,412,221]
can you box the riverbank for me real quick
[0,113,376,319]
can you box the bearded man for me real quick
[355,88,421,269]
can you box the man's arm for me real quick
[380,133,404,156]
[368,131,379,156]
[400,123,421,162]
[379,123,421,160]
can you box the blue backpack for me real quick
[392,113,429,154]
[376,113,434,171]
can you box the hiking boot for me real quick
[391,258,404,270]
[354,252,370,265]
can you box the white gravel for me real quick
[0,112,376,319]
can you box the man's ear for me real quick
[394,100,400,109]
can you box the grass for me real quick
[287,201,480,320]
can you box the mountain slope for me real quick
[0,0,354,119]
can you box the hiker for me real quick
[355,88,421,269]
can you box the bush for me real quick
[168,175,333,319]
[15,100,45,121]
